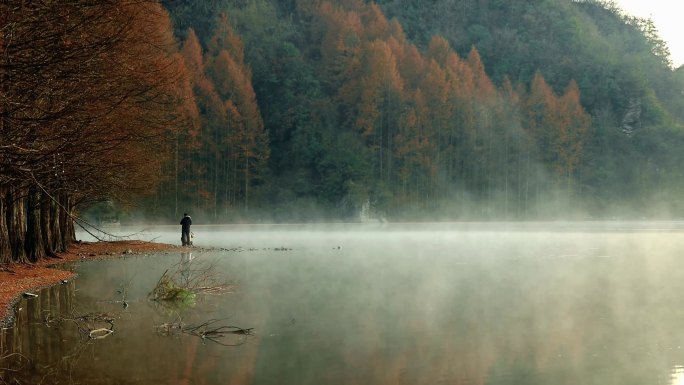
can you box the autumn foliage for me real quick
[166,16,269,220]
[1,0,598,263]
[0,1,190,262]
[287,1,590,216]
[147,0,593,221]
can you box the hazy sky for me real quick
[613,0,684,67]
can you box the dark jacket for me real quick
[180,216,192,232]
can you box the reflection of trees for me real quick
[1,281,78,384]
[1,281,121,385]
[0,255,260,385]
[244,254,684,385]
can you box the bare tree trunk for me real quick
[7,186,29,263]
[66,197,76,248]
[524,151,530,217]
[25,186,46,262]
[223,155,230,216]
[40,193,57,257]
[244,157,249,213]
[174,136,179,219]
[58,193,75,250]
[51,195,64,252]
[0,186,11,263]
[504,130,510,218]
[214,156,219,221]
[231,157,238,207]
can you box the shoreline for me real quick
[0,240,184,329]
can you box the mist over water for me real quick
[5,222,684,384]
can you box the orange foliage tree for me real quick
[151,11,273,221]
[0,1,189,263]
[522,72,591,209]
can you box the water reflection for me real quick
[1,253,258,384]
[4,225,684,384]
[1,281,77,384]
[182,251,195,263]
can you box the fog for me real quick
[5,221,684,384]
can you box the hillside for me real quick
[144,0,684,222]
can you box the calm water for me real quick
[3,222,684,384]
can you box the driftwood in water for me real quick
[148,256,234,304]
[157,318,253,346]
[44,311,116,340]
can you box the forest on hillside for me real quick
[146,0,684,222]
[4,0,684,264]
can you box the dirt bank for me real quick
[0,241,184,328]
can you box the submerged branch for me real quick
[148,256,235,304]
[0,352,30,373]
[44,311,116,340]
[156,317,254,346]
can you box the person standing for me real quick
[180,213,192,246]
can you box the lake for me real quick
[3,221,684,384]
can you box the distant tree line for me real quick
[377,0,684,213]
[149,0,644,222]
[142,0,684,222]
